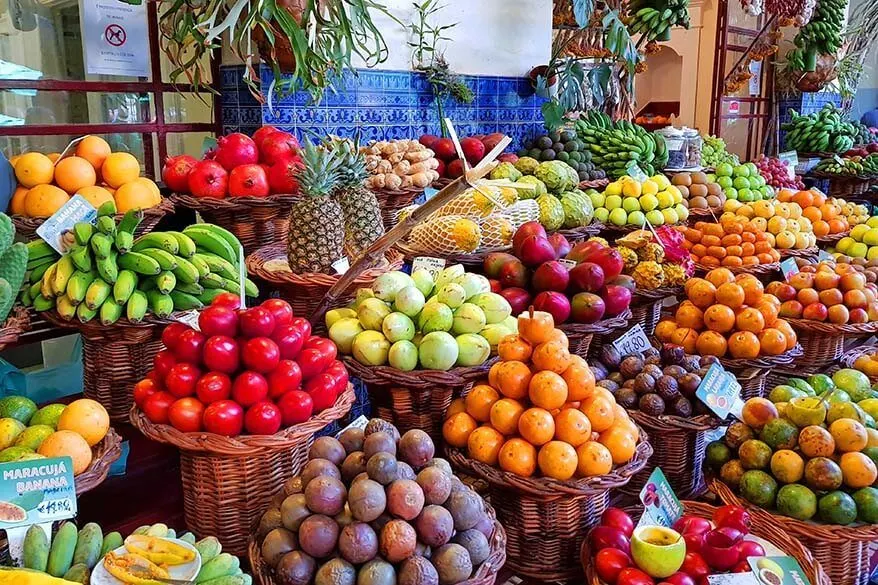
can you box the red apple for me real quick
[569,262,605,293]
[601,508,635,537]
[571,292,606,323]
[589,526,630,555]
[532,261,570,292]
[779,300,804,318]
[482,132,506,152]
[532,291,571,324]
[850,307,869,323]
[419,134,439,148]
[447,159,465,178]
[802,302,828,321]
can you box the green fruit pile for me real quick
[782,103,859,153]
[0,212,27,323]
[498,159,596,231]
[700,135,739,167]
[514,130,606,181]
[814,153,878,177]
[626,0,690,41]
[787,0,847,72]
[710,161,774,202]
[21,202,257,323]
[574,112,669,179]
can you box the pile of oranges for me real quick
[681,217,782,268]
[8,135,161,218]
[442,310,640,480]
[655,268,798,359]
[721,199,817,250]
[774,188,867,238]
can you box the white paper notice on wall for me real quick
[80,0,150,77]
[748,61,762,96]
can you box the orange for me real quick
[488,362,501,388]
[489,398,525,435]
[562,355,595,401]
[37,431,92,475]
[442,412,478,448]
[704,304,736,333]
[133,177,162,205]
[467,426,505,466]
[9,186,27,215]
[518,408,556,446]
[531,340,571,374]
[581,395,615,432]
[24,184,69,218]
[774,319,797,349]
[447,398,466,417]
[494,361,532,400]
[727,331,760,359]
[688,279,717,309]
[716,282,746,309]
[14,152,54,187]
[553,408,592,447]
[497,335,532,362]
[755,299,779,327]
[829,419,868,452]
[738,277,764,305]
[537,441,578,480]
[695,330,728,357]
[101,152,140,188]
[599,426,637,465]
[46,152,60,163]
[669,327,699,354]
[675,303,704,329]
[528,371,568,410]
[54,156,96,194]
[76,185,114,209]
[75,135,112,170]
[547,329,569,349]
[57,399,109,446]
[517,310,555,345]
[705,268,736,288]
[812,220,830,237]
[839,452,878,488]
[465,384,500,422]
[735,307,766,333]
[498,438,537,477]
[654,319,677,342]
[758,328,787,356]
[576,441,613,477]
[792,190,814,208]
[114,181,156,212]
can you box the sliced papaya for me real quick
[103,552,170,585]
[124,535,196,566]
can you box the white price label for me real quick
[558,258,578,269]
[411,256,446,279]
[36,195,97,254]
[175,310,201,331]
[611,324,651,356]
[779,151,798,180]
[628,165,649,182]
[332,257,350,275]
[818,249,834,262]
[336,415,369,438]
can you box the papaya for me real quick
[72,523,102,569]
[124,535,195,566]
[62,564,89,585]
[46,522,77,578]
[22,524,49,572]
[100,532,123,557]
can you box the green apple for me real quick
[630,526,686,578]
[608,208,628,226]
[605,195,623,210]
[589,191,606,209]
[863,228,878,246]
[627,210,646,227]
[850,224,870,241]
[645,209,664,226]
[837,236,855,253]
[662,207,679,225]
[594,207,610,222]
[640,194,659,211]
[622,197,641,213]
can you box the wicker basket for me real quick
[694,260,780,277]
[0,307,30,351]
[11,197,175,241]
[246,245,404,318]
[717,345,803,400]
[344,357,493,442]
[630,287,679,336]
[711,478,877,585]
[76,427,123,495]
[447,431,652,583]
[816,230,849,246]
[559,310,631,358]
[583,499,831,585]
[130,385,355,555]
[394,241,510,270]
[248,500,507,585]
[779,246,819,261]
[556,222,603,242]
[786,318,878,368]
[171,193,298,255]
[687,206,724,220]
[40,311,168,422]
[373,187,425,231]
[579,179,610,190]
[839,344,878,383]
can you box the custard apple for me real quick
[517,176,547,199]
[489,162,522,182]
[536,194,565,231]
[535,161,576,193]
[560,191,594,228]
[514,156,540,175]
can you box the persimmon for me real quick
[716,283,746,309]
[498,438,537,477]
[538,441,578,480]
[467,426,505,466]
[562,355,595,401]
[689,279,718,309]
[465,384,500,422]
[517,309,555,345]
[675,303,704,329]
[490,398,526,435]
[736,307,766,333]
[576,442,613,477]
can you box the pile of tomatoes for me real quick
[133,293,348,436]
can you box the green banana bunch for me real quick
[781,103,859,154]
[814,155,875,177]
[574,112,668,178]
[792,0,848,71]
[626,0,690,41]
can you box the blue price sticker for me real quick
[818,249,834,262]
[0,457,77,529]
[696,362,742,419]
[423,187,439,202]
[637,467,683,529]
[36,195,97,255]
[780,257,799,281]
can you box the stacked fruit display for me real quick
[0,396,109,474]
[851,349,878,380]
[654,268,798,358]
[775,188,864,239]
[362,139,441,190]
[586,505,774,584]
[574,112,669,179]
[135,296,346,436]
[700,135,740,167]
[782,104,859,154]
[681,217,782,268]
[670,171,726,212]
[710,161,775,202]
[482,225,632,325]
[753,155,806,190]
[770,258,878,324]
[9,136,162,218]
[591,174,689,227]
[255,420,498,585]
[419,132,511,179]
[0,213,26,322]
[443,309,640,479]
[328,267,508,371]
[21,209,257,321]
[758,370,878,427]
[835,218,878,260]
[513,129,606,181]
[614,227,692,291]
[813,153,878,177]
[502,158,597,230]
[721,199,817,250]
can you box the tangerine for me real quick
[695,330,728,357]
[598,427,637,464]
[24,184,69,217]
[528,371,568,410]
[101,152,140,188]
[562,355,595,401]
[537,441,578,480]
[54,156,96,194]
[758,328,787,356]
[467,426,505,466]
[14,152,54,187]
[689,279,717,309]
[654,319,677,342]
[704,304,736,333]
[553,408,592,447]
[442,412,478,447]
[531,340,572,374]
[489,398,526,435]
[581,395,615,432]
[736,307,766,333]
[728,331,760,359]
[75,135,112,170]
[518,408,556,446]
[773,319,797,349]
[9,187,27,215]
[498,438,537,477]
[706,268,736,288]
[114,181,156,212]
[716,282,746,309]
[76,185,114,209]
[576,441,613,476]
[669,327,699,353]
[675,303,704,329]
[465,385,500,422]
[494,361,532,400]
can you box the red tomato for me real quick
[261,299,294,327]
[304,373,340,412]
[143,391,175,424]
[673,516,712,537]
[734,540,764,562]
[202,336,240,374]
[145,369,164,389]
[289,317,311,339]
[324,360,349,389]
[616,567,654,585]
[244,401,282,435]
[272,323,306,360]
[277,390,313,425]
[196,372,233,404]
[211,292,241,309]
[594,548,632,584]
[165,363,201,398]
[153,350,177,379]
[168,397,205,432]
[174,329,206,364]
[203,400,244,436]
[232,371,269,407]
[239,307,276,338]
[713,505,751,533]
[133,378,159,408]
[161,323,190,352]
[241,337,280,373]
[601,508,635,537]
[664,573,696,585]
[297,341,336,380]
[682,531,705,555]
[267,360,302,399]
[198,305,239,338]
[679,553,710,580]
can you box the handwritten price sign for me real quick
[612,324,652,356]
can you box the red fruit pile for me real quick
[482,222,632,325]
[754,155,805,190]
[162,126,303,198]
[419,133,517,179]
[133,294,348,436]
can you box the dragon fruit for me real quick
[655,225,688,264]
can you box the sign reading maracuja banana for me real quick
[0,457,76,530]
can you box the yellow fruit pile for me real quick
[722,199,817,250]
[8,135,161,218]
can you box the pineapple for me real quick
[287,141,345,274]
[327,138,385,258]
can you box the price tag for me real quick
[696,362,742,419]
[706,574,759,584]
[833,154,846,165]
[637,468,683,529]
[747,555,809,585]
[176,310,201,331]
[780,257,799,281]
[628,164,649,182]
[558,258,578,270]
[778,151,798,180]
[332,257,350,275]
[412,256,446,280]
[423,187,439,202]
[335,415,369,438]
[612,324,651,356]
[818,249,834,262]
[36,195,97,254]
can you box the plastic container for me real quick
[657,127,686,169]
[683,128,702,167]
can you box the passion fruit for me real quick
[398,429,435,469]
[339,427,365,454]
[446,488,483,531]
[387,479,426,520]
[281,494,311,532]
[379,519,417,563]
[367,452,399,485]
[309,436,347,465]
[432,543,473,585]
[315,558,356,585]
[414,505,454,547]
[398,556,440,585]
[338,522,379,564]
[417,466,452,505]
[261,527,298,566]
[298,514,339,559]
[348,478,387,522]
[452,529,490,566]
[304,475,347,516]
[341,451,368,483]
[301,458,341,487]
[275,551,316,585]
[364,431,398,458]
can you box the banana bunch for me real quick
[788,0,847,70]
[814,153,878,177]
[574,111,669,179]
[20,202,258,325]
[627,0,690,41]
[781,103,859,153]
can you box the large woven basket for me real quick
[394,241,510,269]
[711,478,878,585]
[630,287,680,336]
[583,499,830,585]
[40,311,168,421]
[555,222,603,242]
[171,193,298,255]
[447,429,652,582]
[694,260,780,277]
[344,357,493,442]
[718,345,803,400]
[373,186,425,231]
[0,307,30,351]
[246,245,404,318]
[76,427,123,495]
[816,230,848,246]
[130,384,355,555]
[779,246,819,261]
[839,344,878,383]
[248,500,507,585]
[559,309,631,358]
[786,318,878,368]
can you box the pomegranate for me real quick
[188,160,229,198]
[252,126,280,150]
[162,155,198,193]
[268,156,304,194]
[229,164,269,197]
[214,133,259,171]
[260,131,300,164]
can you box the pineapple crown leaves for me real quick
[322,134,369,188]
[295,138,343,198]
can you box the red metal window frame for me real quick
[0,3,222,178]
